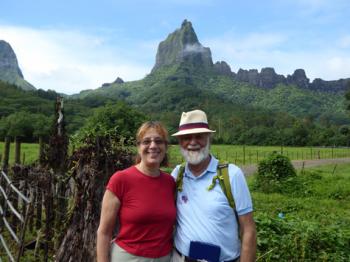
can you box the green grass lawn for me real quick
[0,142,39,165]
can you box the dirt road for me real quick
[241,157,350,176]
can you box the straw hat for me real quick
[171,109,216,136]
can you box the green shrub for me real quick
[255,152,297,193]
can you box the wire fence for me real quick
[168,145,350,167]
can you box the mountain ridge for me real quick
[0,40,36,91]
[87,19,348,95]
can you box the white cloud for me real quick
[0,25,152,94]
[184,43,206,53]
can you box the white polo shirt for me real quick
[171,155,253,261]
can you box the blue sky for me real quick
[1,0,350,94]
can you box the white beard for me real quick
[180,141,210,165]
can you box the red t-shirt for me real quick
[106,166,176,258]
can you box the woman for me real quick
[97,121,176,262]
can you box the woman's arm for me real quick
[97,190,120,262]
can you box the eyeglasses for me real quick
[138,138,166,146]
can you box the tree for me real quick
[73,101,146,146]
[346,80,350,111]
[2,112,35,163]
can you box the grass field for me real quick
[168,144,350,167]
[0,142,40,165]
[1,142,350,167]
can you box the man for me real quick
[171,109,256,262]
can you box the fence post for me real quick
[331,147,334,158]
[310,147,313,160]
[16,190,33,262]
[243,145,246,165]
[2,136,11,172]
[14,137,21,165]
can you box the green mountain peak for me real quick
[152,19,213,73]
[0,40,36,91]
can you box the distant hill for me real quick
[74,20,349,124]
[0,80,99,136]
[0,40,36,91]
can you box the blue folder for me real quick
[189,241,221,262]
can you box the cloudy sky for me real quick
[1,0,350,94]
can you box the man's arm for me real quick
[96,190,120,262]
[238,212,257,262]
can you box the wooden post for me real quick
[310,147,313,160]
[16,190,33,262]
[39,136,44,165]
[14,136,21,165]
[331,147,334,158]
[243,145,246,165]
[36,182,42,230]
[43,173,54,262]
[2,136,11,172]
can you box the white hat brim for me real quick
[171,128,216,137]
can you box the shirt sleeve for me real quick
[171,165,180,181]
[228,164,253,216]
[106,171,125,201]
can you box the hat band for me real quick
[179,122,209,131]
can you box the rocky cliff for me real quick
[152,19,213,73]
[0,40,35,90]
[234,67,349,92]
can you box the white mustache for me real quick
[187,145,201,150]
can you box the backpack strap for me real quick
[175,163,186,192]
[207,162,235,208]
[177,161,236,211]
[218,163,235,209]
[207,162,239,220]
[218,163,240,225]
